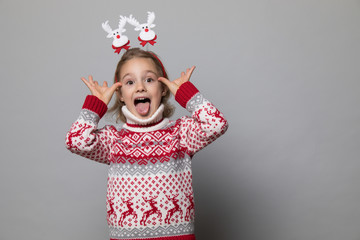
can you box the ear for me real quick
[162,86,168,96]
[116,89,124,102]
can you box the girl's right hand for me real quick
[81,75,122,105]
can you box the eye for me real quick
[126,80,134,85]
[145,78,153,83]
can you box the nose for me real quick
[136,81,146,92]
[116,35,120,39]
[145,29,149,32]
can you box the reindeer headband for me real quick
[102,12,157,54]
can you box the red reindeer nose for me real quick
[116,35,120,39]
[145,29,149,32]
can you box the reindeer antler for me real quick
[166,194,179,200]
[101,20,112,34]
[118,15,127,32]
[127,14,140,27]
[143,195,157,201]
[121,197,133,202]
[147,11,155,25]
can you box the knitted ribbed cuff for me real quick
[82,95,108,119]
[175,82,199,108]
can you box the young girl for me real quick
[66,48,228,240]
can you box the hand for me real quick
[158,66,196,96]
[81,75,122,105]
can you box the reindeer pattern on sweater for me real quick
[66,82,228,240]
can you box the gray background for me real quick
[1,0,360,240]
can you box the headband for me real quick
[102,12,157,54]
[149,52,167,79]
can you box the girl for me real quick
[66,48,228,240]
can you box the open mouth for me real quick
[134,97,151,116]
[134,97,150,105]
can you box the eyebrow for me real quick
[121,70,158,81]
[146,70,159,77]
[121,73,131,81]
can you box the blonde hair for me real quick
[108,48,174,123]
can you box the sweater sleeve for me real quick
[176,82,229,157]
[65,95,118,165]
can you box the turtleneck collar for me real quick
[121,104,169,132]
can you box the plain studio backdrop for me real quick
[1,0,360,240]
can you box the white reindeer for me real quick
[127,12,157,47]
[101,15,130,53]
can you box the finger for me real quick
[189,66,196,73]
[158,77,171,86]
[115,81,122,87]
[110,81,122,92]
[187,66,196,78]
[81,77,91,87]
[159,77,179,96]
[103,81,108,87]
[158,77,175,90]
[81,77,96,95]
[94,81,99,86]
[80,77,88,83]
[88,75,94,83]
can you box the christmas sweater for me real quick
[65,82,228,240]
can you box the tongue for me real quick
[135,102,150,115]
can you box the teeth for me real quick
[134,98,150,105]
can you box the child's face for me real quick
[118,57,166,120]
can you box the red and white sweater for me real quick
[65,82,228,240]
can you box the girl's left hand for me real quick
[158,66,196,96]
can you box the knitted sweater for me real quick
[65,82,228,240]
